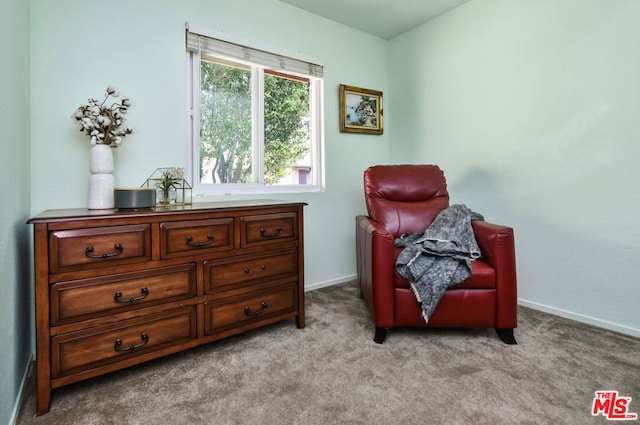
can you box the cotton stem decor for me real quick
[72,86,133,209]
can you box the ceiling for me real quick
[278,0,471,40]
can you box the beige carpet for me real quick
[16,281,640,425]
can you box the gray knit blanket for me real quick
[395,204,484,323]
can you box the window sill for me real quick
[193,184,324,198]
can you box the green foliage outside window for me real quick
[199,60,310,185]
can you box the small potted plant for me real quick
[156,167,185,205]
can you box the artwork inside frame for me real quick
[339,84,383,135]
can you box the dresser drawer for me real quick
[50,264,196,325]
[160,218,233,258]
[204,249,297,294]
[50,225,151,273]
[241,213,297,247]
[51,307,196,378]
[204,283,297,335]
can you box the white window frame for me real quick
[186,24,325,196]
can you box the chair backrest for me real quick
[364,164,450,237]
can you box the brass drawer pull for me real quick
[85,243,123,258]
[244,302,268,317]
[114,332,149,352]
[260,226,283,238]
[186,233,215,247]
[114,287,149,303]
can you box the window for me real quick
[186,28,324,195]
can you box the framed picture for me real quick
[339,84,383,135]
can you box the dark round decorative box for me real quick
[114,188,156,209]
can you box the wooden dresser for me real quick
[28,200,305,415]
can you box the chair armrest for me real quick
[356,215,396,327]
[472,220,518,328]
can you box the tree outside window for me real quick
[198,59,314,188]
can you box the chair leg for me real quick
[495,328,517,345]
[374,327,388,344]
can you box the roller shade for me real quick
[186,30,323,78]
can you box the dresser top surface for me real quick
[29,199,307,224]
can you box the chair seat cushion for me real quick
[393,247,496,290]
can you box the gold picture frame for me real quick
[339,84,383,135]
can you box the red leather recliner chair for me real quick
[355,165,518,344]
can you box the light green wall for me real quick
[30,0,389,289]
[0,0,33,424]
[389,0,640,335]
[15,0,389,419]
[10,0,639,420]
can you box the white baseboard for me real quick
[304,281,640,339]
[305,274,356,292]
[518,298,640,338]
[10,354,33,425]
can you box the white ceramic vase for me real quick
[88,144,115,209]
